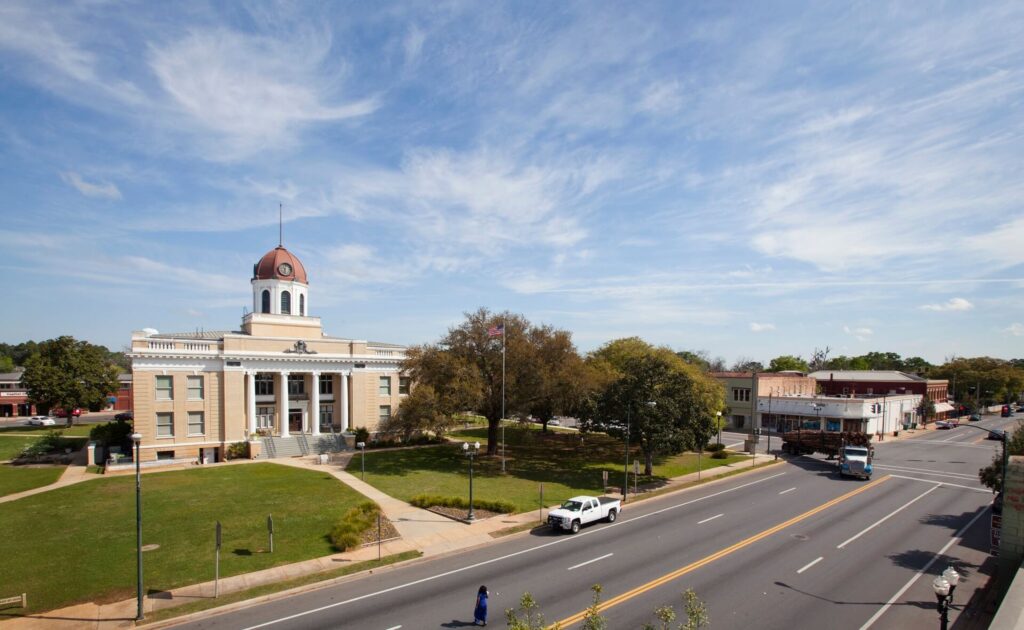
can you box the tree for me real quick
[525,326,586,433]
[401,308,584,456]
[506,592,560,630]
[901,356,933,375]
[918,399,936,424]
[584,338,724,475]
[643,589,709,630]
[767,355,809,372]
[0,355,14,373]
[582,584,607,630]
[979,420,1024,492]
[21,336,120,426]
[932,357,1024,407]
[809,346,831,372]
[730,357,764,372]
[385,385,457,441]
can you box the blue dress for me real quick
[474,592,488,625]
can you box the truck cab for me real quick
[839,445,872,479]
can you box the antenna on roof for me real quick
[279,203,283,247]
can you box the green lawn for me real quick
[0,462,370,614]
[0,464,65,496]
[348,426,747,513]
[0,424,95,436]
[0,436,38,460]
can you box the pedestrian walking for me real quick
[473,585,488,626]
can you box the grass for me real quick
[0,424,94,436]
[0,462,371,614]
[140,550,422,625]
[347,426,747,513]
[0,436,39,460]
[0,464,65,496]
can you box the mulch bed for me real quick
[426,505,504,522]
[358,514,401,545]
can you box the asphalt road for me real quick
[175,416,1018,630]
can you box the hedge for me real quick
[410,494,516,514]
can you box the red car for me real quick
[53,408,82,418]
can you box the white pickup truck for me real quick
[547,496,621,533]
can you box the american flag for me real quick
[488,323,504,337]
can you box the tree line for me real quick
[0,340,129,373]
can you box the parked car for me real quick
[27,416,56,426]
[548,418,561,426]
[935,421,955,430]
[988,429,1005,441]
[1001,405,1013,418]
[969,413,982,422]
[114,411,133,422]
[547,496,621,533]
[53,408,82,418]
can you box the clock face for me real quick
[277,262,293,276]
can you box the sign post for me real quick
[602,470,608,494]
[539,483,544,523]
[267,514,274,553]
[215,521,222,598]
[633,459,639,495]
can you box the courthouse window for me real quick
[156,376,173,400]
[187,376,204,400]
[379,376,391,396]
[188,411,205,436]
[319,374,333,395]
[379,405,391,423]
[156,412,174,438]
[256,406,274,429]
[255,374,274,396]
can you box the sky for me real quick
[0,1,1022,366]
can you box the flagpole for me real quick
[501,319,506,473]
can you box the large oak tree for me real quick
[21,336,121,426]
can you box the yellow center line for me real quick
[552,475,891,628]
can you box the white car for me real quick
[27,416,56,426]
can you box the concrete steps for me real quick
[258,433,348,459]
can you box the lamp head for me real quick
[942,566,960,586]
[474,441,480,450]
[932,576,950,597]
[131,433,142,444]
[716,411,722,418]
[462,442,469,451]
[356,441,365,449]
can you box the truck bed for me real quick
[597,496,620,506]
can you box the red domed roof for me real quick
[253,246,308,284]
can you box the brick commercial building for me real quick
[0,369,37,417]
[711,372,816,430]
[129,242,407,467]
[808,370,952,421]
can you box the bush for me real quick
[410,494,516,514]
[89,419,133,450]
[704,443,725,453]
[329,501,382,551]
[20,430,79,458]
[353,427,370,444]
[710,450,729,459]
[226,442,249,460]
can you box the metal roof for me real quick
[807,370,925,382]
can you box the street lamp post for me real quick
[356,442,366,480]
[932,566,959,630]
[716,411,723,447]
[623,406,630,504]
[463,441,480,521]
[131,432,144,622]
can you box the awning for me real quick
[933,402,955,413]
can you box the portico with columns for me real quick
[129,242,407,466]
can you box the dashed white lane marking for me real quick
[797,557,823,574]
[837,485,939,549]
[385,626,402,630]
[779,487,796,495]
[568,553,614,571]
[697,513,724,524]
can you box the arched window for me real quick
[261,290,271,314]
[300,294,305,316]
[281,290,291,314]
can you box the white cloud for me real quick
[1005,323,1024,337]
[638,80,684,115]
[149,29,379,155]
[920,297,974,312]
[843,325,874,341]
[60,172,122,200]
[749,322,775,332]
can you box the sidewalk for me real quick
[0,451,779,629]
[0,455,101,505]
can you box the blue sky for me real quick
[1,1,1022,365]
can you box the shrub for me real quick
[329,501,382,551]
[710,450,729,460]
[353,427,370,444]
[704,443,725,453]
[20,430,78,458]
[410,494,516,514]
[89,419,133,449]
[226,442,249,460]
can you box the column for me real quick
[246,371,257,436]
[340,372,350,432]
[279,371,290,438]
[311,371,321,436]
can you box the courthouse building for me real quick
[129,244,407,465]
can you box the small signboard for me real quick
[215,521,222,550]
[0,594,26,609]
